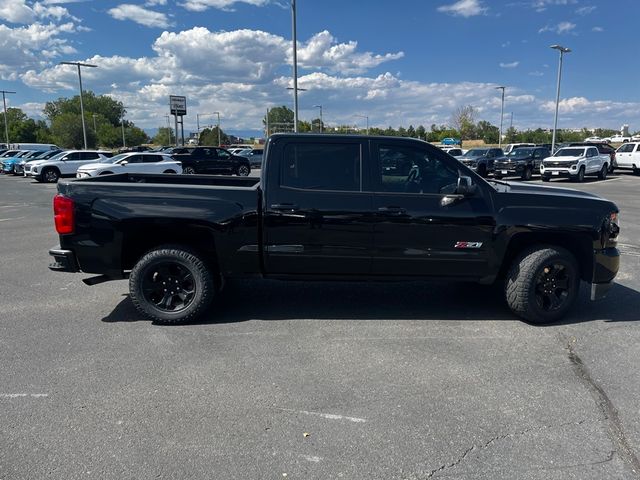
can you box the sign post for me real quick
[169,95,187,146]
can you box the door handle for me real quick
[271,203,299,212]
[377,206,406,214]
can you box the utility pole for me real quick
[313,104,323,133]
[214,111,221,146]
[120,106,127,148]
[495,86,505,148]
[164,115,172,145]
[59,61,98,149]
[355,115,369,135]
[1,90,16,147]
[550,44,571,153]
[291,0,299,133]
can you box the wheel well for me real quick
[500,233,594,282]
[42,165,60,174]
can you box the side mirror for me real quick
[120,160,128,165]
[457,176,475,195]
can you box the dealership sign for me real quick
[169,95,187,116]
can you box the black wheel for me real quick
[505,246,580,324]
[542,175,550,182]
[183,166,196,175]
[236,164,250,176]
[99,171,114,176]
[477,164,487,178]
[575,166,585,183]
[129,246,215,324]
[521,166,533,181]
[597,164,608,180]
[42,167,60,183]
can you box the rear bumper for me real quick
[48,246,80,272]
[590,247,620,300]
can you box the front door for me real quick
[263,138,373,275]
[370,141,495,279]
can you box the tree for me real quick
[451,105,477,140]
[152,127,174,145]
[51,112,97,148]
[416,125,426,140]
[264,106,294,134]
[476,120,499,144]
[126,125,149,146]
[199,126,229,146]
[44,91,124,126]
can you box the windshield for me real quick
[1,150,19,157]
[27,151,45,158]
[554,148,586,157]
[108,153,131,164]
[463,149,488,157]
[507,148,533,157]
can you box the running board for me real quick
[82,273,128,286]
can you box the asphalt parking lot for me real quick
[1,172,639,480]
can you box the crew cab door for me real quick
[263,137,373,275]
[370,140,494,279]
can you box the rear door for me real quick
[58,152,82,175]
[263,137,374,275]
[370,140,495,279]
[616,143,635,167]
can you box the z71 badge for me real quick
[454,241,483,249]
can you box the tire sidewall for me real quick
[43,168,59,183]
[237,164,250,176]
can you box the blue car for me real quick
[1,150,36,174]
[15,149,63,175]
[441,137,461,146]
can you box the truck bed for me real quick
[71,172,260,188]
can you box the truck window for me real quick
[378,145,459,194]
[281,143,361,192]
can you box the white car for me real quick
[439,146,464,157]
[540,146,610,182]
[583,136,603,143]
[606,134,631,143]
[76,152,182,178]
[25,150,113,183]
[615,142,640,174]
[503,143,535,154]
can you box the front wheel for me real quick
[42,167,60,183]
[541,175,550,182]
[505,246,580,324]
[521,166,533,181]
[129,246,215,324]
[236,164,250,176]
[574,166,585,183]
[183,166,196,175]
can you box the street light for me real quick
[0,90,16,146]
[59,61,97,150]
[120,106,128,148]
[550,44,571,153]
[355,114,369,135]
[291,0,299,133]
[313,104,323,133]
[495,86,505,148]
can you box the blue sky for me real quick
[1,0,639,137]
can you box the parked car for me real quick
[605,134,631,143]
[494,146,550,180]
[503,143,536,155]
[48,133,620,326]
[540,146,609,182]
[583,136,603,143]
[569,142,617,173]
[458,147,504,177]
[0,150,22,161]
[25,150,114,183]
[15,149,63,175]
[632,134,640,142]
[239,148,264,168]
[441,137,461,146]
[615,142,640,174]
[440,146,464,157]
[2,150,38,174]
[76,152,182,177]
[171,146,250,176]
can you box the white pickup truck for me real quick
[540,146,610,182]
[615,142,640,174]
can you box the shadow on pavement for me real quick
[101,280,640,326]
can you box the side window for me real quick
[81,152,100,160]
[378,145,459,195]
[142,155,161,163]
[217,149,230,158]
[66,152,82,160]
[127,155,143,164]
[281,143,361,192]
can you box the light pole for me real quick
[495,86,505,148]
[1,90,16,147]
[355,115,369,135]
[291,0,299,133]
[59,61,97,150]
[92,113,97,133]
[214,111,221,146]
[120,106,128,148]
[550,44,571,153]
[165,115,172,145]
[313,104,323,133]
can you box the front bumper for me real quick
[49,247,80,272]
[590,247,619,300]
[494,163,524,175]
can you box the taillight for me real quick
[53,194,75,234]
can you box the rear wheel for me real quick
[183,166,196,175]
[505,246,580,324]
[42,167,60,183]
[598,164,608,180]
[236,164,250,176]
[129,246,215,324]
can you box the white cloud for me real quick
[437,0,487,17]
[499,61,519,68]
[538,21,576,34]
[529,71,544,76]
[0,0,77,23]
[576,5,596,15]
[145,0,167,5]
[179,0,270,12]
[531,0,577,12]
[592,26,604,32]
[108,4,171,28]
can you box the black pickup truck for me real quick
[171,146,251,176]
[49,134,620,325]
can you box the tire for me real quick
[42,167,60,183]
[129,246,215,324]
[477,164,487,178]
[541,175,550,182]
[505,246,580,324]
[598,164,608,180]
[99,171,114,176]
[521,166,533,181]
[236,164,250,176]
[183,166,196,175]
[575,166,585,183]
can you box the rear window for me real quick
[281,143,361,191]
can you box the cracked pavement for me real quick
[1,173,639,479]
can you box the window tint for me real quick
[65,152,82,160]
[378,145,459,194]
[142,155,162,163]
[80,152,99,160]
[281,143,361,191]
[126,155,143,164]
[217,149,230,158]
